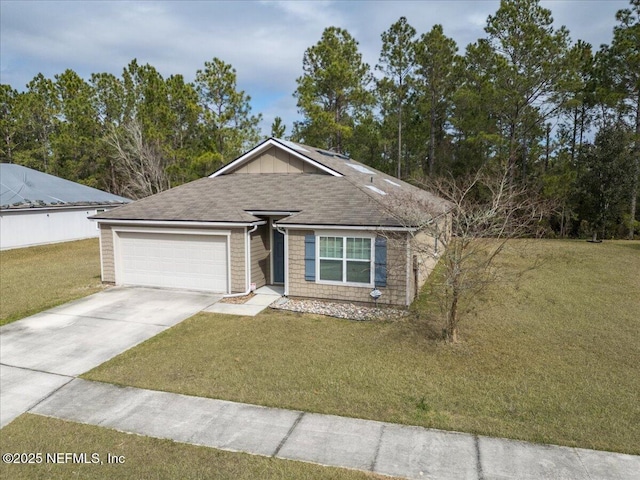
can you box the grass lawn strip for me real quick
[84,240,640,455]
[0,239,103,326]
[0,414,386,479]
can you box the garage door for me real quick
[117,232,228,292]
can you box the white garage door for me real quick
[117,232,228,292]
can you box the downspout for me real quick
[405,233,411,306]
[223,224,259,298]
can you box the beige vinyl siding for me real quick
[409,231,438,301]
[287,230,409,306]
[251,224,270,288]
[229,228,246,293]
[100,224,115,283]
[407,213,451,301]
[231,147,323,174]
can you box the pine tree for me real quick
[293,27,373,154]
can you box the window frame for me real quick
[315,231,375,287]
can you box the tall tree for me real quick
[90,72,127,128]
[414,24,460,177]
[121,60,173,144]
[16,74,59,172]
[376,17,417,178]
[293,27,374,153]
[53,69,101,184]
[106,118,170,199]
[163,74,203,184]
[559,40,596,164]
[603,0,640,238]
[576,125,631,240]
[484,0,572,183]
[270,116,286,138]
[451,40,503,176]
[0,85,21,163]
[195,57,262,161]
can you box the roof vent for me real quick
[366,185,387,196]
[384,179,401,187]
[279,139,309,152]
[347,164,376,175]
[316,149,336,157]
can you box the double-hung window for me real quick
[318,236,372,285]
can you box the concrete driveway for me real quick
[0,287,220,428]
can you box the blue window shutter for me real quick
[305,234,316,281]
[375,236,387,287]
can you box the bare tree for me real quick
[387,167,548,342]
[106,118,170,199]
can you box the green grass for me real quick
[84,240,640,454]
[0,414,384,480]
[0,239,103,325]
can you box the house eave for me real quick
[245,210,298,216]
[277,223,417,232]
[93,219,266,228]
[0,203,127,213]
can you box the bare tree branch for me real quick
[385,166,550,342]
[106,118,170,199]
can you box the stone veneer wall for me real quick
[287,230,409,306]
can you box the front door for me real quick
[273,229,284,284]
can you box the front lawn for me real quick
[0,239,103,326]
[0,414,384,479]
[84,240,640,454]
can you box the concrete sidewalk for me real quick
[31,379,640,480]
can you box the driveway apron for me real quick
[0,287,220,428]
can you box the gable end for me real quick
[210,138,342,178]
[231,146,324,174]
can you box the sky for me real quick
[0,0,630,135]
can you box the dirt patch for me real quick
[218,292,256,304]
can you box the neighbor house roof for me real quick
[0,163,130,210]
[93,138,449,228]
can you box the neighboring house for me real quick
[93,138,450,306]
[0,164,131,250]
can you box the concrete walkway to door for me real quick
[204,285,283,316]
[0,287,221,428]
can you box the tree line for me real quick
[0,58,262,199]
[291,0,639,240]
[1,0,638,239]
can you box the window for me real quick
[318,236,372,284]
[96,209,106,230]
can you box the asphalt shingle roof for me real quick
[94,139,449,227]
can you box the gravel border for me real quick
[271,298,408,321]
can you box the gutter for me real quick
[277,223,417,232]
[1,203,128,213]
[93,219,266,228]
